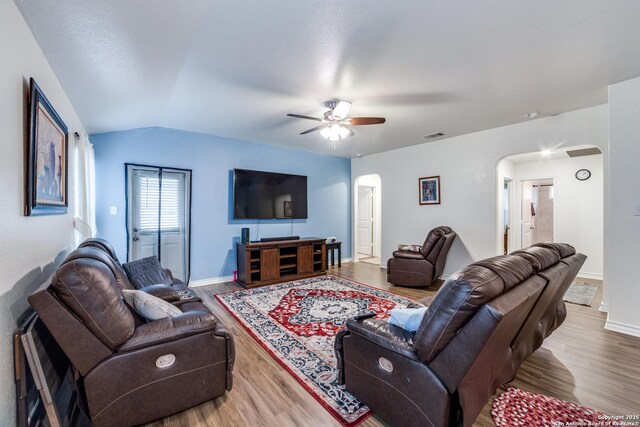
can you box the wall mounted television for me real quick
[233,169,308,219]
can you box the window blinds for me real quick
[134,170,184,231]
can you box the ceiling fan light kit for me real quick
[287,99,386,148]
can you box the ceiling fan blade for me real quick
[349,117,386,125]
[332,100,351,119]
[287,113,322,122]
[300,124,327,135]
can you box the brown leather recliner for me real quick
[28,244,235,427]
[387,226,457,287]
[336,243,585,427]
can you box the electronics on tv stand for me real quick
[257,236,300,242]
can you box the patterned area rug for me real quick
[215,275,414,426]
[563,282,598,306]
[492,387,608,426]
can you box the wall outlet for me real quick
[635,204,640,216]
[110,206,118,215]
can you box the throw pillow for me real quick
[387,307,428,332]
[397,244,422,252]
[122,256,173,289]
[121,289,181,321]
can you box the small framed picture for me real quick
[418,175,440,205]
[26,78,68,216]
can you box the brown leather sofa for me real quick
[336,242,585,427]
[386,226,457,287]
[28,240,235,427]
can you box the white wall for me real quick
[0,1,86,423]
[606,76,640,336]
[507,155,604,278]
[352,104,608,277]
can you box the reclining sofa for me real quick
[28,238,235,427]
[336,242,585,427]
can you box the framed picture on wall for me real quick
[26,78,68,216]
[418,175,441,205]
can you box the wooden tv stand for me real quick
[236,238,327,288]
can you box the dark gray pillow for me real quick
[122,256,173,289]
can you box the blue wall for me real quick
[91,127,351,281]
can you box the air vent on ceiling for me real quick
[424,132,445,139]
[566,147,602,157]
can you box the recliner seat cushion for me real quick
[414,255,534,363]
[420,226,452,259]
[510,246,561,272]
[51,257,135,350]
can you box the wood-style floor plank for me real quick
[145,263,640,427]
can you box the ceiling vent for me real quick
[566,147,602,157]
[424,132,445,139]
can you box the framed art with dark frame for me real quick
[418,175,441,205]
[26,78,68,216]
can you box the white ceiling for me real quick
[15,0,640,158]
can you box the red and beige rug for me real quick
[215,275,414,426]
[492,387,608,427]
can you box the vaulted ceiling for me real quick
[15,0,640,158]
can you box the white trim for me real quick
[598,303,609,313]
[189,275,234,287]
[577,271,603,280]
[604,318,640,338]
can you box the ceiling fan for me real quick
[287,100,386,147]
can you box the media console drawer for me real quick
[236,238,326,288]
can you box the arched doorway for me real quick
[495,144,603,279]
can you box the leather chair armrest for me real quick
[345,316,418,360]
[392,250,425,260]
[141,284,180,302]
[412,295,435,308]
[117,311,218,353]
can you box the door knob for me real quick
[133,227,139,232]
[133,237,139,241]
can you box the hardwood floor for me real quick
[146,263,640,427]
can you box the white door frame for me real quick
[515,177,556,249]
[125,163,192,281]
[356,185,374,256]
[353,174,382,263]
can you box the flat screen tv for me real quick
[233,169,308,219]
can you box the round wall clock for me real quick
[575,169,591,181]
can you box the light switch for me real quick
[635,204,640,216]
[110,206,118,215]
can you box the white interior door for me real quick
[521,181,533,248]
[127,165,191,282]
[357,186,374,256]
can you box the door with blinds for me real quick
[126,164,191,282]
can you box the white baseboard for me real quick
[577,271,603,280]
[605,318,640,338]
[599,303,609,313]
[189,275,234,287]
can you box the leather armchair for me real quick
[28,245,235,427]
[337,243,585,427]
[387,226,457,287]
